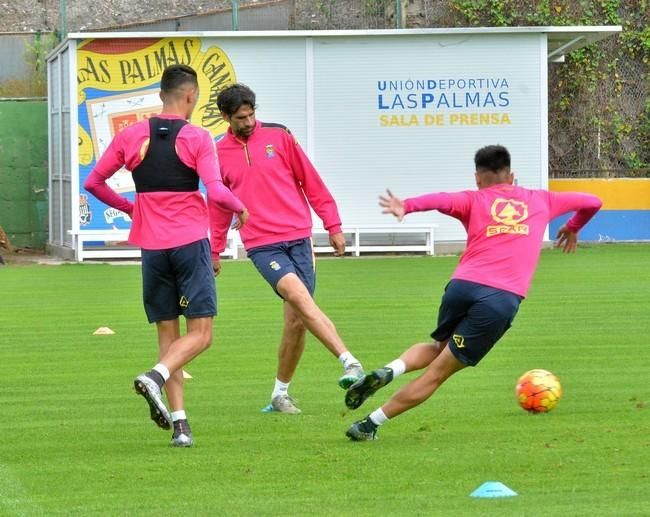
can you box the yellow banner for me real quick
[550,179,650,210]
[77,37,236,139]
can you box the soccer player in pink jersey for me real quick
[84,65,248,446]
[345,144,602,440]
[210,84,364,414]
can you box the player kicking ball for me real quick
[211,84,364,414]
[344,145,601,440]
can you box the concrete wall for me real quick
[0,100,48,249]
[107,0,292,32]
[549,179,650,241]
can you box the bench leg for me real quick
[76,236,83,262]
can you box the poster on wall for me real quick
[76,37,237,231]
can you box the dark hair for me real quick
[474,145,511,173]
[217,83,256,116]
[160,64,198,94]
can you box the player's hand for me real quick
[212,258,222,276]
[232,207,249,230]
[379,189,405,222]
[555,225,578,253]
[329,232,346,257]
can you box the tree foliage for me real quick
[450,0,649,175]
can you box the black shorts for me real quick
[141,238,216,323]
[247,238,316,298]
[431,279,522,366]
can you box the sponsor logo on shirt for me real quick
[265,144,276,159]
[486,198,529,237]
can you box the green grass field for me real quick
[1,244,649,516]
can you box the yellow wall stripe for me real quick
[549,179,650,210]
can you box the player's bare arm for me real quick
[379,189,405,221]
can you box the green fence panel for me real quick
[0,100,48,249]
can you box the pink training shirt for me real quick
[404,184,602,297]
[210,121,342,257]
[84,114,243,250]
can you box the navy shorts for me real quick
[247,238,316,298]
[431,279,522,366]
[141,238,217,323]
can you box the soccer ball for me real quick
[515,369,562,413]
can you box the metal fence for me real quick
[548,38,649,178]
[292,0,459,29]
[0,34,38,84]
[0,0,647,178]
[61,0,292,33]
[292,0,401,29]
[0,1,292,34]
[0,32,57,98]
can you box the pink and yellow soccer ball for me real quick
[516,369,562,413]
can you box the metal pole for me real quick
[231,0,240,31]
[395,0,402,29]
[59,0,67,41]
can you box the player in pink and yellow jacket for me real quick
[211,84,364,414]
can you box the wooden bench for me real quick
[67,229,239,262]
[312,224,438,256]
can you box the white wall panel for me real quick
[311,33,544,240]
